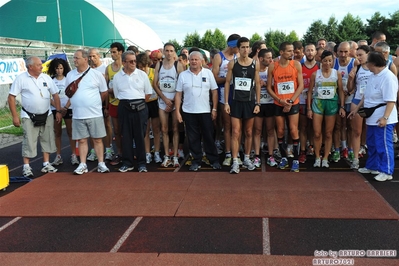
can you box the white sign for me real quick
[36,16,47,23]
[0,58,27,85]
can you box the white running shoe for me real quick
[74,163,88,175]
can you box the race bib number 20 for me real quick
[235,77,251,91]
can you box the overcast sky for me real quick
[87,0,398,44]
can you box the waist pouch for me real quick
[22,107,49,127]
[358,103,386,118]
[125,100,146,112]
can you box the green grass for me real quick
[0,106,23,136]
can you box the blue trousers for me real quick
[365,124,395,175]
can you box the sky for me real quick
[86,0,398,44]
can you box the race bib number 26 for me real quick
[277,81,294,95]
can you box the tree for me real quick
[386,11,399,49]
[337,13,367,42]
[200,28,226,51]
[301,20,327,44]
[365,12,389,40]
[167,39,182,52]
[264,29,298,55]
[249,33,263,47]
[324,16,339,42]
[183,31,201,48]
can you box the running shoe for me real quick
[202,155,210,165]
[173,156,180,167]
[41,163,58,173]
[348,151,354,162]
[97,162,110,173]
[230,161,240,174]
[178,149,185,159]
[105,149,113,161]
[243,158,256,171]
[313,158,321,168]
[70,154,79,165]
[253,157,261,168]
[298,152,306,164]
[215,141,223,154]
[267,156,278,167]
[110,154,122,166]
[273,149,282,162]
[161,156,172,167]
[189,163,201,171]
[211,162,221,170]
[138,166,148,173]
[351,159,359,170]
[87,149,97,161]
[119,165,134,173]
[146,153,152,164]
[341,148,348,159]
[278,157,288,169]
[306,145,314,156]
[286,148,294,158]
[290,160,299,172]
[332,151,340,162]
[358,168,379,175]
[321,159,330,168]
[374,172,393,182]
[222,156,232,166]
[51,155,63,166]
[74,163,88,175]
[154,152,162,163]
[22,165,34,177]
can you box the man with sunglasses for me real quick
[67,49,109,175]
[113,51,153,173]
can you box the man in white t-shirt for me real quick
[66,49,109,175]
[8,56,63,177]
[175,51,221,171]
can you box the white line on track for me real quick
[110,216,143,253]
[0,217,22,232]
[262,218,271,255]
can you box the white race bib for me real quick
[359,84,366,95]
[259,88,273,104]
[317,86,335,99]
[277,81,294,95]
[234,77,251,91]
[160,79,176,93]
[342,78,348,91]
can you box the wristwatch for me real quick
[383,116,389,120]
[288,99,294,104]
[255,103,261,106]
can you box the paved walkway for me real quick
[0,133,22,149]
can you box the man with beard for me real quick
[267,42,304,172]
[299,44,319,163]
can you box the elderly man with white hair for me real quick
[175,51,221,171]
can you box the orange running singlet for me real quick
[272,60,299,106]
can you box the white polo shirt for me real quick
[66,67,107,119]
[113,68,152,100]
[176,68,217,113]
[9,72,58,118]
[364,67,398,125]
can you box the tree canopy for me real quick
[167,10,399,54]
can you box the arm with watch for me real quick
[377,101,396,127]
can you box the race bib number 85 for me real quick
[160,79,176,93]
